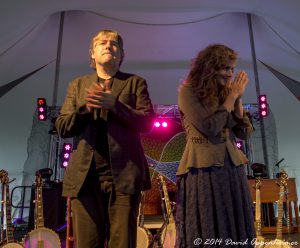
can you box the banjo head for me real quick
[23,227,61,248]
[0,242,24,248]
[137,226,152,248]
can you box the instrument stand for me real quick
[47,133,60,182]
[152,208,175,247]
[155,177,176,247]
[149,222,166,248]
[274,158,284,178]
[148,176,168,247]
[159,187,167,225]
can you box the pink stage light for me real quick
[236,141,243,150]
[38,114,45,121]
[37,98,47,121]
[259,94,268,117]
[64,153,70,159]
[61,143,73,168]
[153,119,170,129]
[154,121,161,127]
[259,95,266,102]
[64,144,72,150]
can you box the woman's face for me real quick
[215,60,236,86]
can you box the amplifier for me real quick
[28,181,66,232]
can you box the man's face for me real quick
[91,34,122,68]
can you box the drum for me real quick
[137,226,153,248]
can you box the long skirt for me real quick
[175,154,256,248]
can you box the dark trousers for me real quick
[71,178,140,248]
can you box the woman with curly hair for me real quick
[176,44,256,247]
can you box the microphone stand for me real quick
[48,119,60,182]
[275,158,284,178]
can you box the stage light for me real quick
[236,140,244,151]
[162,121,168,128]
[61,143,73,168]
[259,94,268,117]
[154,121,161,128]
[153,119,170,129]
[37,98,47,121]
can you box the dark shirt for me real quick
[93,77,113,182]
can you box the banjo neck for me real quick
[23,173,61,248]
[275,169,289,242]
[286,196,290,236]
[254,177,263,239]
[158,175,174,224]
[0,170,24,248]
[4,181,14,243]
[276,182,285,240]
[35,174,44,229]
[1,180,4,243]
[264,170,292,248]
[137,192,146,227]
[0,170,15,244]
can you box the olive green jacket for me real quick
[55,71,155,196]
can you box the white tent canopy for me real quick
[1,0,300,207]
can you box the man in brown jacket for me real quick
[55,30,155,248]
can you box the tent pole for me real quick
[52,11,65,107]
[50,11,65,181]
[247,13,270,177]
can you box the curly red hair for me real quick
[185,44,238,105]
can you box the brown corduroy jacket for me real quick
[177,84,253,176]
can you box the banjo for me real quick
[264,170,292,248]
[253,177,265,248]
[22,173,61,248]
[0,169,24,248]
[158,175,176,248]
[1,174,5,245]
[136,192,153,248]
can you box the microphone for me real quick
[93,108,98,120]
[94,79,111,120]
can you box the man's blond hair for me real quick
[89,30,124,69]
